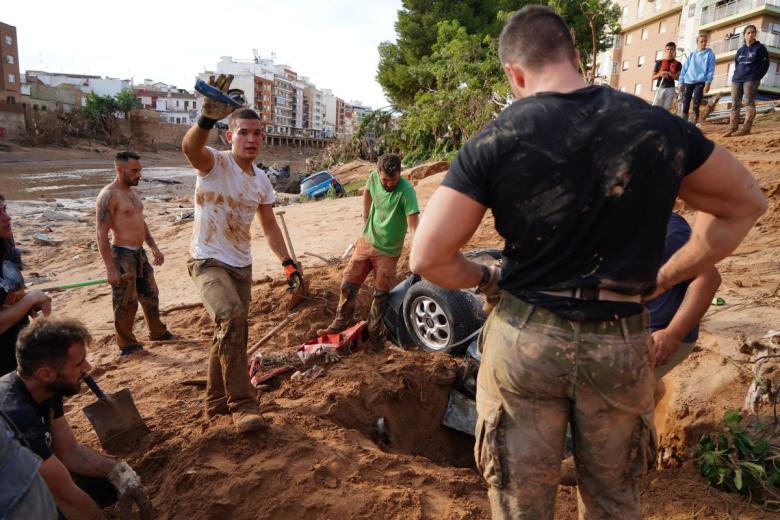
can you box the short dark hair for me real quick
[499,6,576,71]
[228,108,261,131]
[697,33,709,41]
[115,151,140,163]
[377,154,401,177]
[665,42,676,49]
[16,317,92,376]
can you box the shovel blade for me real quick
[82,389,149,454]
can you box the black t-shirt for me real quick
[443,86,714,321]
[0,372,64,460]
[653,59,682,88]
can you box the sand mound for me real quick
[331,160,375,185]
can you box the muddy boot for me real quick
[367,291,390,351]
[734,106,756,136]
[700,93,721,122]
[723,108,739,137]
[317,282,359,336]
[232,410,267,433]
[688,111,698,126]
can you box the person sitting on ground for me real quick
[318,154,419,350]
[724,25,770,137]
[0,193,51,376]
[651,42,682,111]
[0,317,151,520]
[96,151,172,357]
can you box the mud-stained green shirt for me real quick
[363,170,419,257]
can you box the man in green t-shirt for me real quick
[319,154,419,348]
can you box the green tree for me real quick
[83,92,119,142]
[115,89,142,119]
[377,0,526,109]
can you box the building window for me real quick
[638,56,646,67]
[634,83,642,95]
[626,33,633,46]
[4,36,11,45]
[655,0,662,11]
[656,49,664,60]
[5,55,12,64]
[637,0,644,18]
[611,61,619,75]
[622,60,630,71]
[614,34,622,48]
[692,5,700,18]
[641,28,649,40]
[770,22,780,34]
[659,21,667,34]
[7,74,15,84]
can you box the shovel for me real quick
[82,375,150,454]
[276,210,308,309]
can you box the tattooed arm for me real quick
[96,189,121,286]
[144,222,164,266]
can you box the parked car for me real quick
[300,171,343,198]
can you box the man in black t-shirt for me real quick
[410,6,766,519]
[652,42,682,111]
[0,317,151,519]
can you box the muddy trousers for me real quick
[475,294,656,520]
[729,81,759,135]
[329,238,399,340]
[188,258,256,414]
[111,246,168,349]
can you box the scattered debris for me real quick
[39,209,82,222]
[290,364,325,382]
[32,233,62,247]
[174,209,194,223]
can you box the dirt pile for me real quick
[403,161,449,182]
[8,114,780,519]
[331,160,375,185]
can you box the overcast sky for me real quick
[2,0,403,108]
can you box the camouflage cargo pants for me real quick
[111,246,168,348]
[187,258,256,414]
[475,293,656,519]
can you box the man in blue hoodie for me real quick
[724,25,770,137]
[679,34,716,124]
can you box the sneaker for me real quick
[150,331,174,341]
[119,343,144,356]
[232,410,267,433]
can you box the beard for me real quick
[49,377,82,397]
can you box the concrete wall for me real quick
[117,109,219,150]
[0,106,25,140]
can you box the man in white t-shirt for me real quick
[181,76,303,433]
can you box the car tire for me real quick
[402,280,479,355]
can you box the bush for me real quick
[696,410,780,508]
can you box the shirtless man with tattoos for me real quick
[96,151,171,356]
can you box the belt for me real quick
[538,288,641,303]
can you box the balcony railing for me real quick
[710,30,780,54]
[701,0,780,26]
[711,71,780,88]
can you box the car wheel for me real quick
[402,280,479,355]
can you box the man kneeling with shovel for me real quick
[0,317,151,519]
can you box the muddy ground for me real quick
[3,117,780,519]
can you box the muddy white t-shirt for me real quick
[190,148,275,267]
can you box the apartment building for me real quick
[203,54,353,138]
[605,0,780,103]
[0,22,21,106]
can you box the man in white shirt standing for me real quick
[181,76,303,433]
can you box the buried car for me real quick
[382,249,500,436]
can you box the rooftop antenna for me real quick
[253,48,259,64]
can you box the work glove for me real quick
[282,258,304,291]
[476,265,502,314]
[200,74,243,121]
[108,461,154,519]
